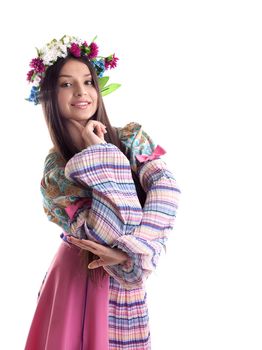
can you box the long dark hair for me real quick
[40,56,121,160]
[40,55,145,283]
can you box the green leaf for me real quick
[91,35,98,43]
[83,46,90,54]
[98,76,110,90]
[61,35,66,43]
[101,83,121,96]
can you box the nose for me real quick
[73,84,87,97]
[74,91,87,97]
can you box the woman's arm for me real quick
[64,143,144,243]
[64,142,180,289]
[41,122,180,289]
[102,158,180,289]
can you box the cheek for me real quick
[91,89,98,108]
[57,95,71,120]
[57,91,63,106]
[57,91,69,110]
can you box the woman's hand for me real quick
[67,236,131,269]
[67,119,107,148]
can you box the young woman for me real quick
[25,35,180,350]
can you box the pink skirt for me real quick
[25,242,110,350]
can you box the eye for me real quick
[61,82,72,88]
[85,80,93,86]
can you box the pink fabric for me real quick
[136,145,166,163]
[65,198,92,221]
[25,242,110,350]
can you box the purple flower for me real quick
[105,54,119,69]
[27,69,34,82]
[29,58,45,73]
[88,42,99,59]
[70,43,81,57]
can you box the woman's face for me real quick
[57,59,98,125]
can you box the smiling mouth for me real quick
[71,102,91,109]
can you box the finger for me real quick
[84,121,106,141]
[69,237,107,253]
[86,120,106,131]
[67,237,97,253]
[81,240,109,255]
[99,124,105,133]
[88,259,105,269]
[95,126,105,139]
[96,130,105,141]
[97,123,107,133]
[75,239,100,249]
[97,124,108,139]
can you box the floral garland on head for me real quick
[26,35,120,105]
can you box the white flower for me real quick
[61,35,81,47]
[72,36,83,46]
[41,45,61,65]
[62,35,71,45]
[32,74,41,87]
[57,43,68,57]
[37,35,87,66]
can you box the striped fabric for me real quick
[40,122,180,349]
[108,278,151,349]
[65,144,179,289]
[65,144,143,242]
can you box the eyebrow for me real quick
[58,74,92,78]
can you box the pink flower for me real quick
[88,42,99,59]
[70,43,81,57]
[29,58,45,73]
[27,69,34,82]
[105,54,119,69]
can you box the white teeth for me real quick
[74,102,89,106]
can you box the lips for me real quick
[71,101,91,109]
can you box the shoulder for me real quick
[115,122,156,172]
[116,122,142,139]
[43,150,66,174]
[116,122,155,152]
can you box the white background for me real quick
[0,0,262,349]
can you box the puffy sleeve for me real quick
[64,143,143,244]
[64,122,180,289]
[102,123,180,288]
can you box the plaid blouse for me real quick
[40,122,180,349]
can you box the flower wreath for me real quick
[26,35,120,105]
